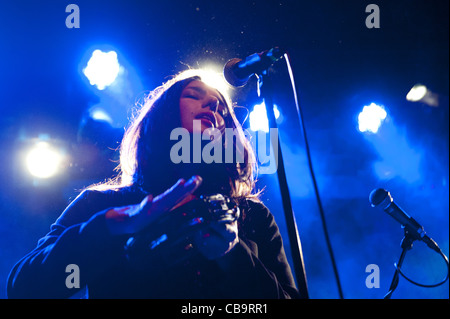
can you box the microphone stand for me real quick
[384,229,415,299]
[256,73,309,299]
[383,228,450,298]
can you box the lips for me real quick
[195,112,216,128]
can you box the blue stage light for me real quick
[249,101,280,132]
[83,50,122,90]
[358,103,387,134]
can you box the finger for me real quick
[138,194,154,212]
[140,178,186,218]
[152,175,202,213]
[161,175,202,207]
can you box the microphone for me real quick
[369,188,440,252]
[223,47,285,87]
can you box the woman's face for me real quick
[179,80,227,133]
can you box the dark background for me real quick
[0,0,448,299]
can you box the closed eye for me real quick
[183,95,199,100]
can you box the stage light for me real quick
[25,141,64,179]
[406,84,427,102]
[249,101,280,132]
[406,83,439,107]
[89,106,113,124]
[177,67,231,96]
[83,50,121,90]
[358,103,387,134]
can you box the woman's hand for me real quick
[105,176,202,235]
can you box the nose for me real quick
[204,97,219,113]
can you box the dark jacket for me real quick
[7,186,300,299]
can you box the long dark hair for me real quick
[89,69,259,200]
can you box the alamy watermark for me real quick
[365,4,380,29]
[65,263,80,289]
[365,264,380,288]
[169,120,278,175]
[65,4,80,29]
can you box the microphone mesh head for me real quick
[369,188,389,207]
[223,58,248,87]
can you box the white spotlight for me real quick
[358,103,387,134]
[83,50,122,90]
[406,84,439,107]
[89,106,113,124]
[406,84,427,102]
[249,102,280,132]
[176,67,231,96]
[25,142,64,179]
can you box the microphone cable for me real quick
[283,52,344,299]
[396,248,449,288]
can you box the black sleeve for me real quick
[6,190,128,299]
[214,200,301,299]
